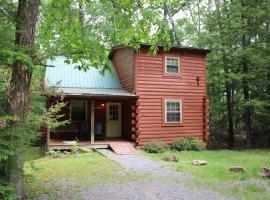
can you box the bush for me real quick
[71,142,79,154]
[78,148,93,153]
[171,136,202,151]
[46,149,61,157]
[143,141,168,153]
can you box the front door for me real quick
[106,102,122,138]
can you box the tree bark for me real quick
[214,0,235,147]
[242,56,252,148]
[225,80,234,148]
[240,0,253,148]
[163,3,181,46]
[7,0,40,199]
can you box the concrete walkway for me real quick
[95,149,240,200]
[98,149,161,172]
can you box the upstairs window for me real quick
[165,57,180,74]
[70,101,87,122]
[165,99,182,123]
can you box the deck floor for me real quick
[48,139,135,150]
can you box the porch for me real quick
[44,57,138,152]
[48,138,136,150]
[45,96,137,151]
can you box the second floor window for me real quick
[165,57,180,74]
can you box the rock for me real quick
[259,168,270,178]
[229,166,246,173]
[192,160,207,166]
[162,155,179,162]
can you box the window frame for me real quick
[70,100,87,122]
[163,98,183,125]
[164,56,180,74]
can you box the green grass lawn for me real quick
[144,150,270,200]
[24,147,128,199]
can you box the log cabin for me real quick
[43,43,211,151]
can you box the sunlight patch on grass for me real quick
[144,150,270,200]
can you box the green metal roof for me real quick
[45,56,135,97]
[45,56,121,89]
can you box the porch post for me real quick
[90,99,95,144]
[46,125,50,151]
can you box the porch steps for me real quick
[109,143,138,155]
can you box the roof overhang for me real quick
[45,87,137,99]
[108,43,212,59]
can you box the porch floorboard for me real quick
[48,139,136,151]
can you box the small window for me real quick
[70,101,86,121]
[165,100,182,123]
[165,57,180,74]
[109,105,119,121]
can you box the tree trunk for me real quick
[163,3,181,46]
[240,0,253,148]
[225,81,234,148]
[214,0,235,147]
[242,57,252,148]
[7,0,40,199]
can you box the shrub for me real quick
[171,136,202,151]
[46,149,61,157]
[143,141,168,153]
[78,148,93,153]
[71,142,79,154]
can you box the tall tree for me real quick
[7,0,40,198]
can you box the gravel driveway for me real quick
[86,149,239,200]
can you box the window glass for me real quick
[71,101,86,121]
[166,100,181,123]
[109,105,118,121]
[166,57,179,73]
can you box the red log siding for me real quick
[135,47,208,145]
[111,47,135,92]
[122,100,133,140]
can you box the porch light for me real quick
[101,103,105,107]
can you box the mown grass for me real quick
[144,150,270,200]
[24,147,128,199]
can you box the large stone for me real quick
[229,166,246,173]
[162,155,179,162]
[259,168,270,178]
[192,160,207,166]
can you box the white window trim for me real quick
[165,99,182,123]
[70,100,88,122]
[165,56,180,74]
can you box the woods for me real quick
[0,0,270,199]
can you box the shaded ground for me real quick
[144,149,270,200]
[26,149,270,200]
[92,149,238,200]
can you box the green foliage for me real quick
[0,184,15,200]
[71,142,79,154]
[78,148,93,153]
[37,0,175,72]
[171,137,202,151]
[175,0,270,148]
[143,141,168,153]
[46,150,61,158]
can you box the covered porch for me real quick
[46,95,137,151]
[44,57,138,151]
